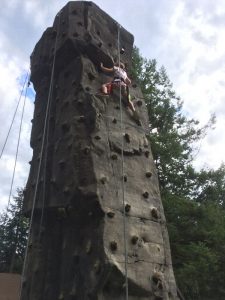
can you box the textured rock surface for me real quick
[22,1,178,299]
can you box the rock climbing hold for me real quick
[146,171,152,178]
[131,235,139,245]
[111,153,118,160]
[50,178,56,184]
[137,99,142,106]
[77,99,83,105]
[107,211,115,218]
[98,42,102,48]
[59,160,65,168]
[120,47,125,54]
[100,176,107,184]
[124,133,130,143]
[94,135,101,140]
[110,241,117,251]
[145,150,150,158]
[112,118,117,124]
[83,146,90,154]
[69,286,77,297]
[123,175,127,182]
[125,204,131,212]
[152,271,163,289]
[61,122,70,132]
[88,73,95,81]
[31,182,36,188]
[143,191,149,198]
[151,207,160,219]
[63,186,70,194]
[85,240,92,254]
[94,260,101,274]
[78,115,85,122]
[57,208,67,218]
[67,142,72,149]
[52,30,57,38]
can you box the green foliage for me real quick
[164,193,225,299]
[0,188,28,273]
[194,164,225,207]
[132,47,215,195]
[132,46,225,299]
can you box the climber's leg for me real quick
[128,99,135,112]
[101,83,108,94]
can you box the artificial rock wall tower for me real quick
[23,2,178,299]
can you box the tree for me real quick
[131,47,215,196]
[0,188,28,273]
[131,47,225,299]
[164,192,225,299]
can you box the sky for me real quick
[0,0,225,211]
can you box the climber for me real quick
[100,62,137,113]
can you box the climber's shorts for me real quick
[105,80,126,94]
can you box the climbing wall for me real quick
[22,1,179,299]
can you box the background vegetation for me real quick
[132,47,225,299]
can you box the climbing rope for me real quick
[38,57,55,241]
[19,11,61,300]
[0,72,29,160]
[117,24,129,300]
[2,74,30,226]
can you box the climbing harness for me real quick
[117,24,129,300]
[19,10,61,300]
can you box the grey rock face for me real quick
[22,1,178,299]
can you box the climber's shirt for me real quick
[113,66,127,83]
[104,66,128,94]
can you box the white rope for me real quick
[0,73,28,160]
[3,73,29,226]
[117,24,129,300]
